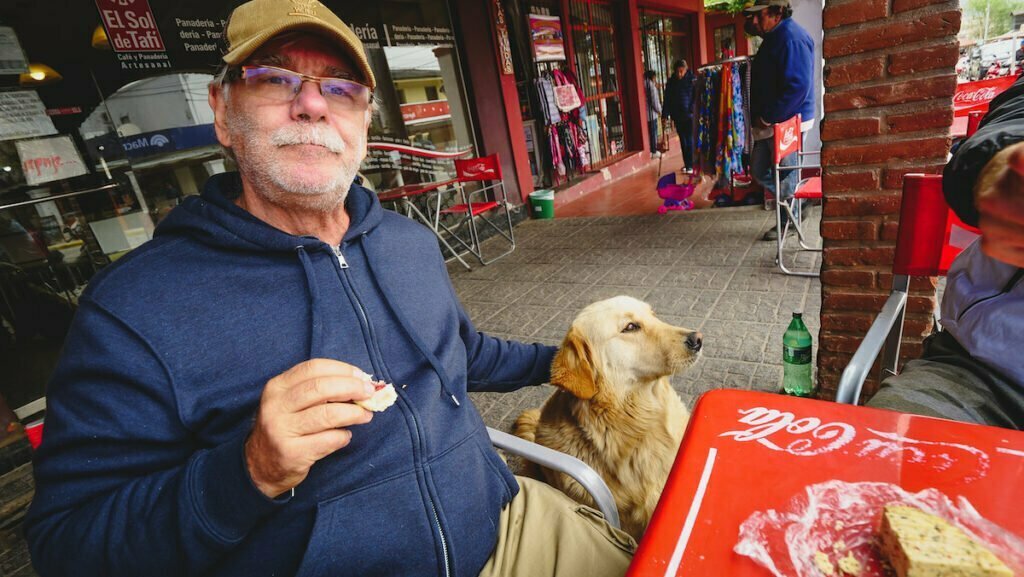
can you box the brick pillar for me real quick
[818,0,961,397]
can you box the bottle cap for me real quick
[792,311,803,319]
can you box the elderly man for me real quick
[746,0,815,241]
[24,1,635,576]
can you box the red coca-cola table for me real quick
[627,389,1024,577]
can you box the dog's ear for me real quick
[550,327,598,400]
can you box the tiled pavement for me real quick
[0,204,821,575]
[455,204,822,433]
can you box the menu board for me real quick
[0,91,58,142]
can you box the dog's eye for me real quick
[622,322,641,333]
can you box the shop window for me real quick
[714,25,737,62]
[570,0,626,166]
[361,42,476,193]
[1,64,224,410]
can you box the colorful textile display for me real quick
[695,58,751,187]
[533,69,592,185]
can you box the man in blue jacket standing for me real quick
[746,0,816,240]
[24,1,636,576]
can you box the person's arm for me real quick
[688,74,697,116]
[760,38,813,124]
[25,299,375,576]
[439,264,556,392]
[25,298,288,576]
[459,302,557,392]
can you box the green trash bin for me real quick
[529,189,555,219]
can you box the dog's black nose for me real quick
[686,331,703,352]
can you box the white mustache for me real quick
[271,125,346,154]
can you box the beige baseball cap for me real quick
[745,0,790,12]
[222,0,376,90]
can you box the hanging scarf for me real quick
[696,68,716,176]
[715,63,733,185]
[730,63,746,175]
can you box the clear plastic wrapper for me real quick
[734,480,1024,576]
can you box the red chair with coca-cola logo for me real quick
[436,154,516,265]
[771,115,822,277]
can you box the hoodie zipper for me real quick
[332,245,349,269]
[331,244,451,577]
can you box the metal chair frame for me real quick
[436,154,516,266]
[487,427,620,528]
[836,174,980,405]
[771,115,822,277]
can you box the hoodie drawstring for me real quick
[295,246,323,357]
[363,249,461,407]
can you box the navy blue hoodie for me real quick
[25,172,556,577]
[750,17,816,126]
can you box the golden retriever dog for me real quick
[514,295,701,540]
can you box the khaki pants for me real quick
[478,476,636,577]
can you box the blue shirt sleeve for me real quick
[24,298,287,576]
[761,38,814,124]
[441,265,556,393]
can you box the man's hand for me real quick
[245,359,375,498]
[755,116,770,129]
[976,141,1024,267]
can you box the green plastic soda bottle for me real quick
[782,312,814,396]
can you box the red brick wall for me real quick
[818,0,960,397]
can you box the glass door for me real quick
[570,0,625,167]
[640,10,694,94]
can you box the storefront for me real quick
[499,0,706,192]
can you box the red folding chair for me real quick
[836,174,981,404]
[436,154,516,265]
[772,115,822,277]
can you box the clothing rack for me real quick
[698,55,750,70]
[694,57,752,188]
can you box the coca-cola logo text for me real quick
[955,87,998,105]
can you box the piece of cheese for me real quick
[879,505,1013,577]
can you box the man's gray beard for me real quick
[225,107,363,213]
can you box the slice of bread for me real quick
[879,505,1012,577]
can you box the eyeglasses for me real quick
[239,65,372,113]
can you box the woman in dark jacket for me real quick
[663,59,697,171]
